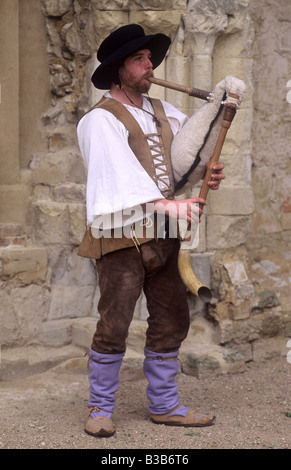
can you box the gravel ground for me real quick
[0,356,290,452]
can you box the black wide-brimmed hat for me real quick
[91,24,171,89]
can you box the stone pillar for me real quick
[184,0,229,113]
[19,0,51,168]
[0,0,51,232]
[165,24,191,116]
[0,0,20,184]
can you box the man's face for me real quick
[118,49,153,93]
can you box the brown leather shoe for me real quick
[150,405,215,427]
[84,408,115,437]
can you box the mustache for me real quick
[144,72,154,79]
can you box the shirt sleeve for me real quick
[77,108,164,227]
[160,100,189,136]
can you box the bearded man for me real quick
[77,24,224,438]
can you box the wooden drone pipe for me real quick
[148,76,212,102]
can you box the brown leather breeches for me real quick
[92,238,190,354]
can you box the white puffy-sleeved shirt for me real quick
[77,92,188,229]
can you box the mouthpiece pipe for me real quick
[148,76,212,102]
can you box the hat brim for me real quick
[91,33,171,89]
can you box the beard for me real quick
[119,68,152,94]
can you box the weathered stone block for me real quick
[182,351,221,378]
[206,215,252,249]
[129,10,181,38]
[68,203,86,245]
[0,345,84,381]
[190,252,211,289]
[0,289,19,345]
[11,285,49,343]
[132,294,142,320]
[33,184,51,201]
[282,213,291,230]
[214,12,254,59]
[0,223,26,247]
[40,318,72,346]
[262,311,283,337]
[214,317,261,346]
[257,290,280,309]
[0,246,47,284]
[48,284,95,320]
[253,209,282,234]
[71,316,96,349]
[52,183,85,203]
[50,63,73,97]
[207,186,254,216]
[214,288,253,321]
[0,183,32,231]
[282,311,291,337]
[30,150,86,186]
[91,0,186,11]
[180,343,245,378]
[252,337,288,362]
[92,10,129,44]
[41,0,73,17]
[0,223,23,238]
[139,293,149,321]
[50,246,97,288]
[219,260,255,319]
[221,153,252,187]
[49,247,97,286]
[213,57,253,104]
[224,260,248,284]
[33,200,68,244]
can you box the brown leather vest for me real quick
[78,97,175,259]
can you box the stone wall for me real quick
[0,0,290,379]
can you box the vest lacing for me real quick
[146,133,171,195]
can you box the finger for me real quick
[211,173,225,181]
[191,208,203,219]
[208,181,220,190]
[191,197,206,205]
[189,201,204,214]
[189,212,200,224]
[213,163,225,171]
[186,204,202,223]
[187,206,200,222]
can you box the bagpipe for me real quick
[148,75,247,302]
